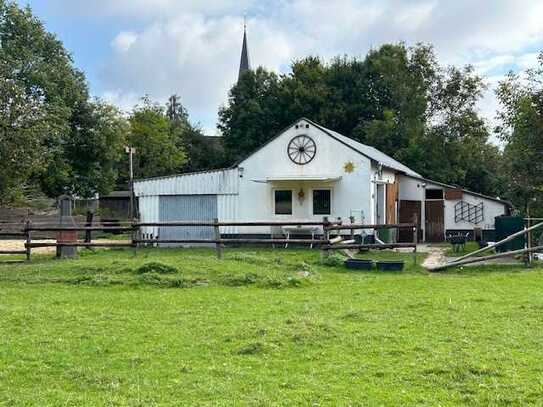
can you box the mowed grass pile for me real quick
[1,248,543,405]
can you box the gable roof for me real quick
[236,117,421,177]
[306,119,421,177]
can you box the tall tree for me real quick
[496,53,543,213]
[128,98,187,179]
[0,63,48,204]
[218,67,282,162]
[0,0,126,199]
[219,43,499,195]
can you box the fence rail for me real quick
[0,217,418,262]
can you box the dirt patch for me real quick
[419,245,447,270]
[0,240,131,254]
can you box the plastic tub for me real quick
[344,259,373,270]
[376,261,404,271]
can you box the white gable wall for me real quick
[237,119,373,233]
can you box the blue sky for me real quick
[17,0,543,138]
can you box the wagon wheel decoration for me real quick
[287,135,316,165]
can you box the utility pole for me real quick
[125,146,136,220]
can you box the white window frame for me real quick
[272,188,294,216]
[310,188,333,216]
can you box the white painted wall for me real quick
[237,119,373,234]
[444,193,507,230]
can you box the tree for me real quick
[0,64,48,203]
[496,53,543,213]
[219,43,499,195]
[181,125,226,171]
[218,67,282,162]
[0,0,127,200]
[128,98,187,179]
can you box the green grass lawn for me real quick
[1,248,543,405]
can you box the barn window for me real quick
[274,190,292,215]
[425,189,443,200]
[313,189,331,215]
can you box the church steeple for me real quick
[238,16,250,81]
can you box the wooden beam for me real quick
[429,245,543,272]
[450,221,543,263]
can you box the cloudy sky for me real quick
[17,0,543,138]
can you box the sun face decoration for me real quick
[344,161,355,173]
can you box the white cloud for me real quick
[86,0,543,135]
[112,31,138,52]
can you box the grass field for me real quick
[1,248,543,405]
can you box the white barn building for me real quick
[134,118,510,243]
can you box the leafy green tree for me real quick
[496,53,543,213]
[181,125,226,171]
[0,0,131,200]
[128,98,187,179]
[0,63,48,203]
[219,43,499,195]
[218,67,282,162]
[165,94,226,172]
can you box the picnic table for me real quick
[281,225,320,248]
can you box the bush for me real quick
[134,262,178,275]
[320,253,345,267]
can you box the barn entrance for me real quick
[425,200,445,242]
[398,200,421,243]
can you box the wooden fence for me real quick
[0,217,417,262]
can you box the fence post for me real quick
[349,216,355,241]
[413,224,418,265]
[85,211,93,244]
[322,216,330,259]
[526,216,532,267]
[214,218,222,259]
[25,219,32,262]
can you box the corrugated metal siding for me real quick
[218,194,239,234]
[134,168,239,197]
[159,195,218,245]
[138,196,159,237]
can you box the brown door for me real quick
[386,182,398,224]
[425,201,445,242]
[398,200,421,243]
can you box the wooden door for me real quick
[425,201,445,242]
[386,182,398,224]
[398,200,421,243]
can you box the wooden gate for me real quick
[398,200,421,242]
[425,200,445,242]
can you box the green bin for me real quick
[494,216,525,253]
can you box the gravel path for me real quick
[419,245,447,270]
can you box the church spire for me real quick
[238,15,250,81]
